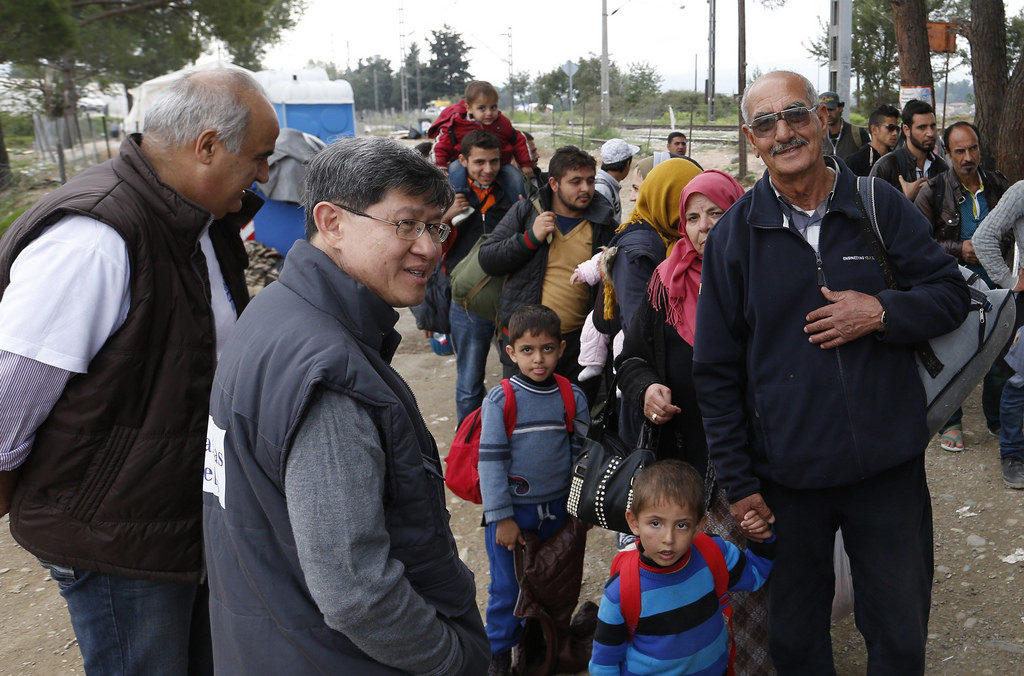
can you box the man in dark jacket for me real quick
[819,91,870,158]
[204,137,489,674]
[915,121,1011,450]
[441,129,516,424]
[478,145,617,393]
[870,99,947,201]
[844,103,900,177]
[694,71,969,673]
[0,68,277,673]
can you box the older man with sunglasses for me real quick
[693,70,969,673]
[203,137,488,674]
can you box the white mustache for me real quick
[770,137,809,156]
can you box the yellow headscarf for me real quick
[604,157,702,320]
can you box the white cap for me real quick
[600,138,640,164]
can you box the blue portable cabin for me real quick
[252,73,356,254]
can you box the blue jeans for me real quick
[484,498,568,654]
[40,561,212,675]
[449,302,496,425]
[1000,381,1024,460]
[448,161,526,200]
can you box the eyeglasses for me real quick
[879,123,900,132]
[748,106,818,138]
[331,203,450,243]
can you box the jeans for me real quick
[448,161,526,200]
[484,498,568,654]
[40,561,212,675]
[449,301,496,425]
[1000,380,1024,460]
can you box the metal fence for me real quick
[31,113,118,183]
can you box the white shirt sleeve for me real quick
[0,214,130,373]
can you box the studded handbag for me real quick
[567,409,656,534]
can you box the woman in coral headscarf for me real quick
[615,170,772,674]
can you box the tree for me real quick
[423,25,472,99]
[343,56,394,112]
[0,0,76,189]
[805,0,901,112]
[960,1,1024,178]
[505,70,532,111]
[623,61,663,105]
[890,0,934,89]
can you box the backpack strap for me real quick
[693,533,735,675]
[853,176,944,378]
[552,374,576,433]
[610,549,642,640]
[500,379,516,438]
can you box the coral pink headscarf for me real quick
[648,170,745,345]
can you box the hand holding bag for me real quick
[567,407,656,534]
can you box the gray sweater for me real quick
[285,388,472,676]
[973,179,1024,289]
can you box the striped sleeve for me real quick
[0,350,74,471]
[719,535,775,593]
[478,384,514,523]
[590,574,628,674]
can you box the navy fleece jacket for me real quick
[692,159,970,500]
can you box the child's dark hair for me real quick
[507,305,561,345]
[630,459,706,519]
[460,129,501,156]
[548,145,596,181]
[465,81,499,104]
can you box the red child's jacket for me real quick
[428,100,532,169]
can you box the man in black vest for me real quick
[204,137,489,673]
[0,68,278,673]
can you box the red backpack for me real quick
[610,533,736,675]
[444,375,576,503]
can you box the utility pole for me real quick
[738,0,747,178]
[707,0,716,122]
[416,59,422,110]
[397,1,410,114]
[601,0,610,126]
[828,0,853,116]
[505,27,514,113]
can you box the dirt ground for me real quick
[3,136,1024,674]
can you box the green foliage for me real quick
[623,62,663,105]
[424,25,473,100]
[0,0,76,63]
[805,0,900,113]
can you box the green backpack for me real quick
[450,234,504,322]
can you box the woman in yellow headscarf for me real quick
[600,157,702,329]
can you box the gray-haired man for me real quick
[204,137,489,674]
[0,68,277,672]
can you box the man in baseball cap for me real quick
[596,138,640,222]
[819,91,870,158]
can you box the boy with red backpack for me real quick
[429,80,533,200]
[477,305,589,675]
[589,460,775,676]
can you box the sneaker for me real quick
[1002,457,1024,489]
[488,651,512,676]
[616,532,638,551]
[988,422,1001,437]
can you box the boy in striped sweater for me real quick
[478,304,590,675]
[590,460,775,675]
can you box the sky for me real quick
[262,0,1024,98]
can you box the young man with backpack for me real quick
[475,305,589,676]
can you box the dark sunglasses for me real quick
[878,123,900,132]
[748,107,817,138]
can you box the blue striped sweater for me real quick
[590,536,775,676]
[478,374,588,524]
